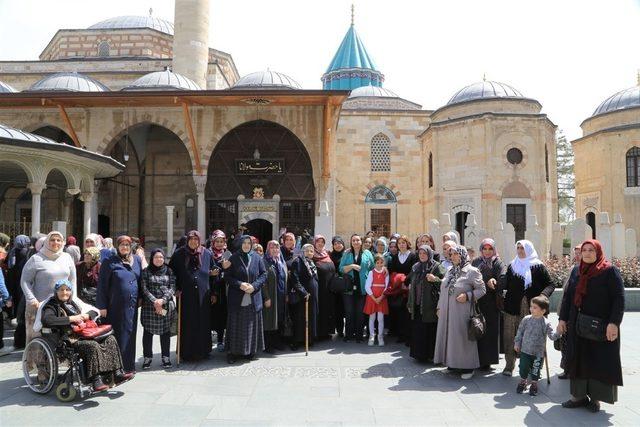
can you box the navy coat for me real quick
[226,252,267,313]
[96,254,142,372]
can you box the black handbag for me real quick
[576,311,606,342]
[468,295,486,341]
[329,274,350,294]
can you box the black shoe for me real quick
[516,380,526,394]
[227,353,236,364]
[114,369,134,384]
[264,347,275,354]
[586,400,601,413]
[338,332,344,338]
[529,382,538,396]
[161,357,172,369]
[343,337,351,343]
[558,372,569,380]
[142,357,152,370]
[246,353,257,361]
[290,343,299,351]
[562,398,589,408]
[92,376,109,392]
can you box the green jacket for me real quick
[338,249,374,295]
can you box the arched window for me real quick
[365,185,396,237]
[370,133,390,172]
[455,211,469,245]
[626,147,640,187]
[428,152,433,188]
[586,212,596,239]
[98,41,110,57]
[545,145,550,183]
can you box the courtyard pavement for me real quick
[1,313,639,426]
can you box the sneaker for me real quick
[529,382,538,396]
[161,357,172,369]
[368,336,375,346]
[378,336,385,346]
[516,380,527,394]
[142,357,152,370]
[461,370,474,380]
[502,369,513,377]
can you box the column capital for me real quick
[79,192,94,203]
[193,175,207,193]
[27,182,46,195]
[165,205,175,213]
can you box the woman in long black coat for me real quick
[312,235,336,339]
[97,235,142,373]
[169,230,215,362]
[209,230,231,351]
[225,235,267,363]
[330,236,346,337]
[289,244,319,350]
[471,238,506,369]
[559,240,624,413]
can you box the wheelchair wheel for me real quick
[55,382,77,402]
[22,337,58,394]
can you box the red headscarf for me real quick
[210,230,227,261]
[574,239,612,307]
[312,234,332,264]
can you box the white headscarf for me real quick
[510,240,542,289]
[85,233,103,250]
[443,231,459,245]
[39,231,65,260]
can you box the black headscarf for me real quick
[148,248,168,275]
[186,230,203,270]
[238,235,253,265]
[330,235,345,270]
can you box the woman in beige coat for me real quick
[434,245,486,379]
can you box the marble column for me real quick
[193,175,207,238]
[27,182,46,237]
[80,192,94,238]
[166,205,175,255]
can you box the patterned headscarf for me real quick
[479,238,498,268]
[84,246,101,264]
[186,230,203,270]
[444,244,468,294]
[443,231,459,245]
[312,234,332,264]
[210,230,227,261]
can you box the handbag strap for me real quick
[469,293,480,317]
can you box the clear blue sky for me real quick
[0,0,638,141]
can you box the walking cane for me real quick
[305,297,309,356]
[176,293,182,366]
[544,341,551,385]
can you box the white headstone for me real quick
[526,215,544,258]
[52,221,67,238]
[598,212,613,259]
[503,222,516,263]
[551,222,564,258]
[570,218,591,251]
[315,200,333,250]
[625,228,637,257]
[428,219,441,246]
[464,214,480,252]
[612,214,626,259]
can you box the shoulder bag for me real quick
[329,273,351,294]
[576,310,607,342]
[468,294,486,341]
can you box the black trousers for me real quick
[142,329,170,358]
[343,293,365,340]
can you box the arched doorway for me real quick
[206,120,315,237]
[246,218,273,246]
[455,211,469,245]
[100,123,195,246]
[586,212,596,239]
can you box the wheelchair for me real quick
[22,326,115,402]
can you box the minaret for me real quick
[172,0,210,89]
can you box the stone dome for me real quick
[122,69,201,91]
[231,71,302,90]
[344,85,421,110]
[88,15,174,35]
[592,85,640,117]
[447,80,525,105]
[0,81,17,93]
[348,86,399,98]
[27,72,109,92]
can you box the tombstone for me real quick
[314,200,332,250]
[551,222,564,258]
[440,212,459,244]
[625,228,637,257]
[464,214,480,252]
[612,214,626,259]
[525,215,543,257]
[598,212,613,259]
[52,221,67,239]
[503,222,517,262]
[570,218,592,251]
[428,219,441,246]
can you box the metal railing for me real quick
[0,221,52,237]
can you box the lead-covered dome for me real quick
[27,72,109,92]
[447,80,525,105]
[231,71,302,90]
[88,15,174,35]
[122,69,201,91]
[592,85,640,117]
[344,85,421,110]
[0,81,17,93]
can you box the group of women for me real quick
[0,227,625,413]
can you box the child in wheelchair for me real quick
[33,279,132,392]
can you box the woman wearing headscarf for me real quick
[388,240,398,257]
[312,235,336,339]
[168,230,215,362]
[209,230,231,351]
[434,245,486,379]
[7,234,30,348]
[442,231,459,246]
[262,240,287,352]
[289,243,319,350]
[441,240,456,272]
[36,279,132,391]
[408,245,445,363]
[225,235,267,363]
[471,238,506,370]
[374,237,391,266]
[558,240,624,413]
[386,235,417,343]
[280,232,297,271]
[330,236,346,337]
[84,233,103,250]
[339,234,374,343]
[64,236,81,264]
[76,246,101,306]
[97,235,142,373]
[21,231,77,343]
[502,239,554,376]
[141,248,176,369]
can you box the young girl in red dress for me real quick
[363,254,389,346]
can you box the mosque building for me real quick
[0,0,636,255]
